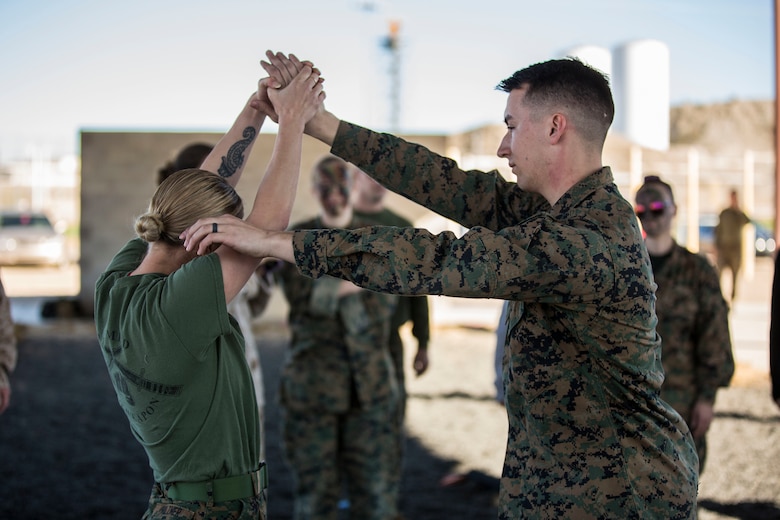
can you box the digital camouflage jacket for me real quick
[652,242,734,415]
[289,121,699,519]
[278,215,399,414]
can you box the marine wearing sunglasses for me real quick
[635,200,669,219]
[635,175,676,226]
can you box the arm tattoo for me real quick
[218,126,257,178]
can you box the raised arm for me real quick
[199,80,275,186]
[215,67,325,301]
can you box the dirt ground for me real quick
[0,320,778,519]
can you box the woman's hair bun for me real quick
[135,212,165,243]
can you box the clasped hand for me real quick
[181,215,271,258]
[250,52,324,124]
[261,51,312,91]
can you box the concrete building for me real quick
[77,115,774,328]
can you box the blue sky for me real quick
[0,0,773,161]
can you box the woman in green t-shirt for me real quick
[95,65,324,520]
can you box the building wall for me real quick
[78,123,775,328]
[78,130,447,316]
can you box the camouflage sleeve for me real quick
[0,279,17,389]
[408,295,430,348]
[693,256,735,401]
[330,121,547,232]
[292,216,614,302]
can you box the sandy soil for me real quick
[0,320,778,519]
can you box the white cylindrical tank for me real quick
[562,45,613,79]
[612,39,670,150]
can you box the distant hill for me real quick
[670,99,775,152]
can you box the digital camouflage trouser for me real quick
[282,402,399,520]
[142,484,267,520]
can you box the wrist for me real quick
[248,108,267,126]
[267,230,295,263]
[305,110,339,145]
[277,114,307,134]
[243,97,268,123]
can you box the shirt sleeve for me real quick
[293,215,614,304]
[161,253,232,359]
[330,120,547,232]
[692,256,735,401]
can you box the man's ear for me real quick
[549,113,566,144]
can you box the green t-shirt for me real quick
[94,239,260,483]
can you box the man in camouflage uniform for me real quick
[770,255,780,410]
[351,166,430,509]
[277,156,400,520]
[185,54,699,518]
[0,277,16,415]
[715,188,751,301]
[635,175,734,473]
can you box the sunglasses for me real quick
[635,201,668,219]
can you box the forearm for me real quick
[200,98,266,186]
[291,225,484,297]
[246,117,304,231]
[305,109,340,146]
[264,230,296,263]
[695,338,735,400]
[410,296,431,347]
[696,282,736,392]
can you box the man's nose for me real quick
[497,136,509,158]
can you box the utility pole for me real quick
[382,20,401,132]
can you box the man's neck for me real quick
[543,147,603,206]
[645,234,674,256]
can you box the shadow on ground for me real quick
[0,327,498,520]
[698,499,780,520]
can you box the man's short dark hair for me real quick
[496,58,614,145]
[639,174,676,205]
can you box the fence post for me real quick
[686,147,700,252]
[743,150,756,279]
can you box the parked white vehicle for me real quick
[0,211,67,266]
